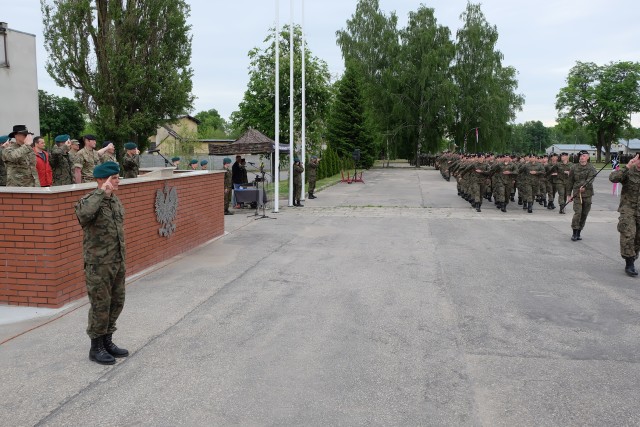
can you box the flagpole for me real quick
[300,0,306,201]
[288,0,294,207]
[274,0,280,212]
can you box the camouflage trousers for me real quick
[617,211,640,258]
[85,261,126,339]
[493,180,510,203]
[293,182,302,201]
[224,188,232,211]
[555,180,570,206]
[519,180,537,203]
[470,179,485,203]
[571,195,592,230]
[308,178,316,195]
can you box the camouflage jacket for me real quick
[522,162,545,183]
[1,142,40,187]
[224,168,233,189]
[123,153,140,178]
[75,189,126,264]
[101,152,117,164]
[307,161,318,180]
[293,163,304,185]
[49,144,74,186]
[569,162,597,197]
[74,147,101,183]
[0,147,6,186]
[609,166,640,211]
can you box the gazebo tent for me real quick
[208,128,289,155]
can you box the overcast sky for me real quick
[3,0,640,126]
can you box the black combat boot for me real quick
[543,198,547,208]
[571,229,579,241]
[487,194,492,202]
[501,202,507,213]
[224,210,234,215]
[547,201,555,210]
[510,194,515,202]
[89,337,116,365]
[576,229,582,240]
[527,202,533,213]
[559,205,565,214]
[523,201,527,210]
[475,202,481,212]
[103,333,129,358]
[518,197,523,205]
[297,200,304,207]
[625,257,639,277]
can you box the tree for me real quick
[451,3,524,153]
[38,90,85,142]
[41,0,194,152]
[194,109,228,138]
[556,61,640,162]
[231,25,332,153]
[326,63,375,168]
[395,6,456,163]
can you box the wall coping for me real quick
[0,168,223,194]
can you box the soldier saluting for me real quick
[75,162,129,365]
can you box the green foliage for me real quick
[315,146,355,180]
[556,61,640,161]
[230,25,332,153]
[41,0,194,153]
[326,64,376,168]
[194,109,229,138]
[38,90,85,141]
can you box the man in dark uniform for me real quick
[50,134,74,186]
[568,150,597,241]
[609,153,640,276]
[75,162,129,365]
[122,142,140,178]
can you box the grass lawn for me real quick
[264,172,345,200]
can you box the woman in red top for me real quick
[33,136,53,187]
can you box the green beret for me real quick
[54,134,70,143]
[200,159,208,166]
[93,161,120,179]
[189,159,198,165]
[294,156,300,162]
[223,157,232,164]
[124,142,137,150]
[0,135,9,143]
[171,156,180,162]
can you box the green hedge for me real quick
[313,147,355,180]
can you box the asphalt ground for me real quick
[1,166,639,426]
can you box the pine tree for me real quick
[326,64,376,168]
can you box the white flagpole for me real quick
[288,0,294,206]
[274,0,280,213]
[300,0,306,201]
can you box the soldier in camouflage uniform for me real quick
[223,157,233,215]
[122,142,140,178]
[467,155,490,212]
[609,154,640,276]
[545,153,560,210]
[75,161,129,365]
[100,141,118,163]
[490,154,518,212]
[568,150,597,241]
[555,152,573,214]
[521,155,545,213]
[50,134,74,186]
[74,135,105,183]
[2,125,40,187]
[293,156,304,207]
[307,155,319,199]
[0,135,9,186]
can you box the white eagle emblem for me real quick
[155,184,178,237]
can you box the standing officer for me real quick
[75,161,129,365]
[223,157,233,215]
[200,159,209,170]
[2,125,40,187]
[307,155,319,199]
[293,156,304,207]
[122,142,140,178]
[0,135,10,186]
[50,134,74,186]
[100,141,117,163]
[188,159,199,170]
[609,153,640,276]
[74,135,111,183]
[568,150,597,241]
[171,156,181,169]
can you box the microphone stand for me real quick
[255,168,275,220]
[148,150,175,167]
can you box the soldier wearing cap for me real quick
[122,142,140,178]
[50,134,74,186]
[69,139,80,165]
[75,161,129,365]
[308,155,319,199]
[223,157,233,215]
[568,150,597,241]
[171,156,181,169]
[0,135,10,186]
[100,140,117,163]
[2,125,40,187]
[200,159,209,170]
[188,159,199,170]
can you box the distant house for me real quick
[148,115,205,154]
[545,144,597,157]
[0,22,40,135]
[613,138,640,156]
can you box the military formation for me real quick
[436,149,640,277]
[0,125,141,188]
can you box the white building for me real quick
[545,144,597,157]
[613,138,640,156]
[0,22,40,136]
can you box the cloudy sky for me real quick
[3,0,640,126]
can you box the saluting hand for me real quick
[101,176,114,196]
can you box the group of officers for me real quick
[437,150,640,277]
[0,124,141,188]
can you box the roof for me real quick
[617,138,640,150]
[208,128,290,155]
[549,144,595,151]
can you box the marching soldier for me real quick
[568,150,597,241]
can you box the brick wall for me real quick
[0,172,224,308]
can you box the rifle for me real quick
[560,159,611,210]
